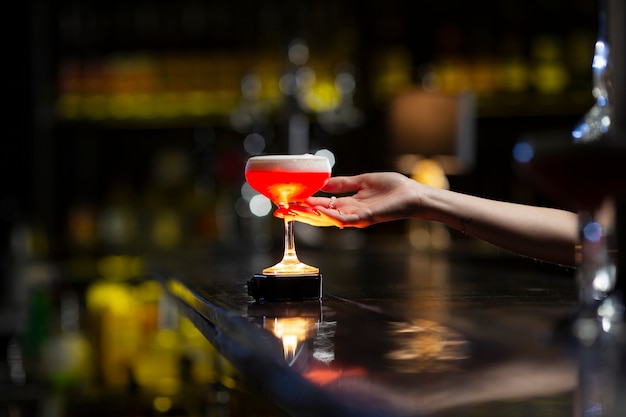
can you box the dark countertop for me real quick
[161,237,626,417]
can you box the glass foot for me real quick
[262,260,319,276]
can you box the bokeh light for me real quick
[243,132,266,155]
[240,182,257,202]
[512,141,534,163]
[335,72,356,95]
[583,221,603,243]
[314,149,336,168]
[288,39,309,66]
[249,194,272,217]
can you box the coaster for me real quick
[247,273,322,303]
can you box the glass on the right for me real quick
[514,0,626,341]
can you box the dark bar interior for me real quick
[3,1,626,416]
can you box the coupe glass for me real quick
[245,154,331,275]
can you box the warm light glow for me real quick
[85,281,135,315]
[301,79,341,113]
[389,88,475,175]
[266,317,316,361]
[67,206,98,246]
[410,158,449,190]
[282,335,298,359]
[97,255,143,281]
[153,397,172,413]
[385,319,469,373]
[132,279,162,303]
[152,210,182,249]
[304,367,367,385]
[156,329,179,349]
[56,50,354,122]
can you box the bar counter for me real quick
[161,235,626,417]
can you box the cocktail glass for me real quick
[245,154,331,275]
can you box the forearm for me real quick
[420,186,578,266]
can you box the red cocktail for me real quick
[245,169,330,207]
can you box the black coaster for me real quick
[247,273,322,303]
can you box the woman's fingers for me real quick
[306,196,333,207]
[273,205,345,228]
[320,176,362,194]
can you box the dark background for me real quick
[0,0,601,415]
[5,0,597,241]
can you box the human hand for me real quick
[274,172,423,228]
[273,205,345,228]
[274,171,580,267]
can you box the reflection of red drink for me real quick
[519,141,626,211]
[245,155,331,205]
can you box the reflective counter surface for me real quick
[162,238,626,417]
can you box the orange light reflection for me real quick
[304,367,367,386]
[264,317,317,362]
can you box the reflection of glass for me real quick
[245,154,331,275]
[576,337,626,417]
[264,317,318,363]
[386,319,469,373]
[248,300,327,365]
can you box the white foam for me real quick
[246,154,331,172]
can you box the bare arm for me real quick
[282,172,578,266]
[422,185,577,266]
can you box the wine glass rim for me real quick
[247,153,329,161]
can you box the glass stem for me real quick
[282,215,299,265]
